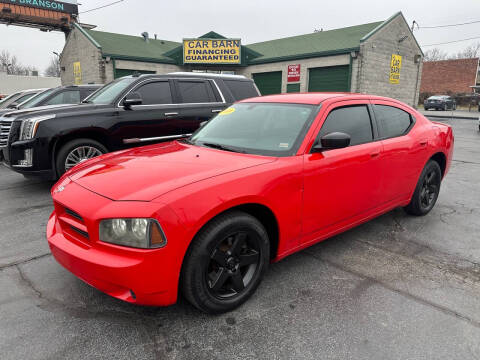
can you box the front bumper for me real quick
[424,102,446,110]
[46,180,186,306]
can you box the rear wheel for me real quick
[181,211,269,314]
[55,138,107,176]
[404,160,442,216]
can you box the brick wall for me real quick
[420,58,479,94]
[356,14,423,107]
[60,26,105,85]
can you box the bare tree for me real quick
[423,48,449,61]
[0,50,38,75]
[45,56,61,77]
[449,42,480,59]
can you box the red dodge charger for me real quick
[47,93,454,313]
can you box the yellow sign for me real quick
[73,62,82,85]
[183,39,241,64]
[390,54,402,84]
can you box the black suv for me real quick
[0,84,102,117]
[1,73,259,179]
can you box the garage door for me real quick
[308,65,349,92]
[253,71,282,95]
[115,69,156,79]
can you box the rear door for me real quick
[371,101,426,202]
[172,79,227,134]
[302,101,383,237]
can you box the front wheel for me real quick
[404,160,442,216]
[55,138,107,177]
[181,211,270,314]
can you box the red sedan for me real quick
[47,93,454,313]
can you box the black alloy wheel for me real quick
[181,211,269,313]
[207,231,260,299]
[404,160,442,216]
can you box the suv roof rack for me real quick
[167,72,247,79]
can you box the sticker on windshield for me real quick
[219,108,236,115]
[279,143,289,148]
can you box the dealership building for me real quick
[60,11,423,106]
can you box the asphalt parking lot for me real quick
[0,117,479,360]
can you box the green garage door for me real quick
[115,69,156,79]
[308,65,350,92]
[253,71,282,95]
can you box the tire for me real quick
[404,160,442,216]
[55,138,108,177]
[181,211,270,314]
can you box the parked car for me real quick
[424,95,456,111]
[0,84,102,117]
[0,88,46,110]
[47,93,454,313]
[1,73,259,179]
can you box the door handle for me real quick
[420,140,428,147]
[370,151,380,158]
[165,112,179,116]
[212,109,223,113]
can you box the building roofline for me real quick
[73,22,102,49]
[246,47,358,65]
[360,11,424,56]
[102,53,176,64]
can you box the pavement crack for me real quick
[15,264,43,299]
[0,253,52,271]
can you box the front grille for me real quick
[0,119,12,148]
[65,208,83,221]
[54,202,90,243]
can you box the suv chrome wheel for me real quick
[65,146,103,171]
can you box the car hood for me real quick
[68,141,276,201]
[4,103,107,120]
[1,104,75,118]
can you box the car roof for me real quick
[240,93,400,105]
[123,73,251,81]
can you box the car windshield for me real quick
[83,77,137,105]
[189,103,316,157]
[18,88,56,109]
[0,92,20,108]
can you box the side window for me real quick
[177,80,215,103]
[135,81,172,105]
[45,90,81,105]
[223,80,259,100]
[318,105,373,146]
[373,105,412,139]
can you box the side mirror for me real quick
[123,92,143,109]
[312,132,351,152]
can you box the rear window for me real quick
[223,80,259,100]
[373,105,413,139]
[177,81,215,103]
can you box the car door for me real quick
[302,101,383,238]
[172,79,227,134]
[371,101,427,202]
[113,80,185,148]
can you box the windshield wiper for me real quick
[201,142,245,153]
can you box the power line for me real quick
[422,35,480,47]
[79,0,125,14]
[419,19,480,29]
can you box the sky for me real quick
[1,0,480,75]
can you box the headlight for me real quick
[99,218,167,249]
[20,114,56,140]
